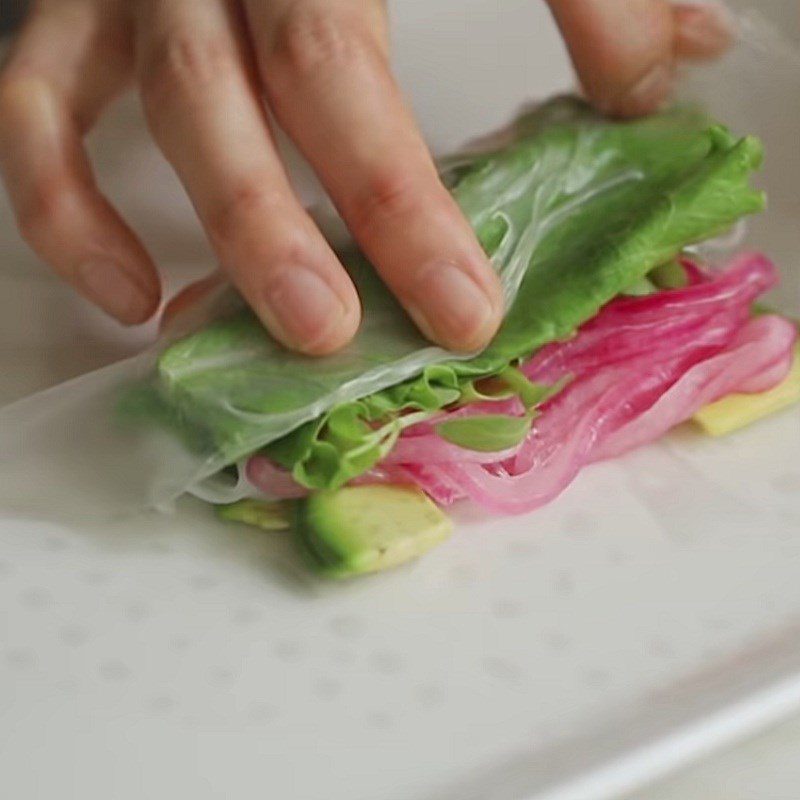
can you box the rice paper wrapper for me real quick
[679,2,800,317]
[0,5,797,524]
[0,272,462,519]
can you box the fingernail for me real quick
[677,3,735,54]
[622,64,673,114]
[77,259,154,324]
[408,261,497,351]
[261,267,348,352]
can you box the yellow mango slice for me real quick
[693,346,800,436]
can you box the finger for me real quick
[246,0,503,352]
[0,3,160,324]
[160,272,225,332]
[673,2,735,61]
[134,0,360,355]
[546,0,677,118]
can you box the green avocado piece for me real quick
[296,485,452,579]
[216,499,293,531]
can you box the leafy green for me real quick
[456,366,558,406]
[496,367,568,410]
[650,259,690,289]
[267,368,566,487]
[622,276,658,296]
[436,413,534,452]
[263,362,469,489]
[270,405,436,490]
[752,302,800,328]
[144,97,766,492]
[459,121,763,369]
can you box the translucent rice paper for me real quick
[679,2,800,316]
[0,5,797,523]
[0,115,613,519]
[0,276,454,519]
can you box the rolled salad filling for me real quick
[130,97,800,578]
[207,253,797,516]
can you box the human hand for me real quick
[0,0,732,355]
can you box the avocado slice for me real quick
[296,485,452,579]
[216,499,293,531]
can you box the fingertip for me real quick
[293,297,362,356]
[414,314,501,354]
[295,312,361,357]
[122,288,161,326]
[674,2,736,61]
[256,265,362,356]
[599,62,674,118]
[160,273,223,332]
[436,313,501,354]
[115,261,163,326]
[406,259,502,353]
[547,0,677,119]
[75,258,161,326]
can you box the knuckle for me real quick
[347,167,420,232]
[205,180,287,247]
[139,31,238,109]
[265,4,372,83]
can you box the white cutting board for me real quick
[1,3,799,800]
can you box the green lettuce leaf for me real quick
[436,413,534,452]
[147,97,765,491]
